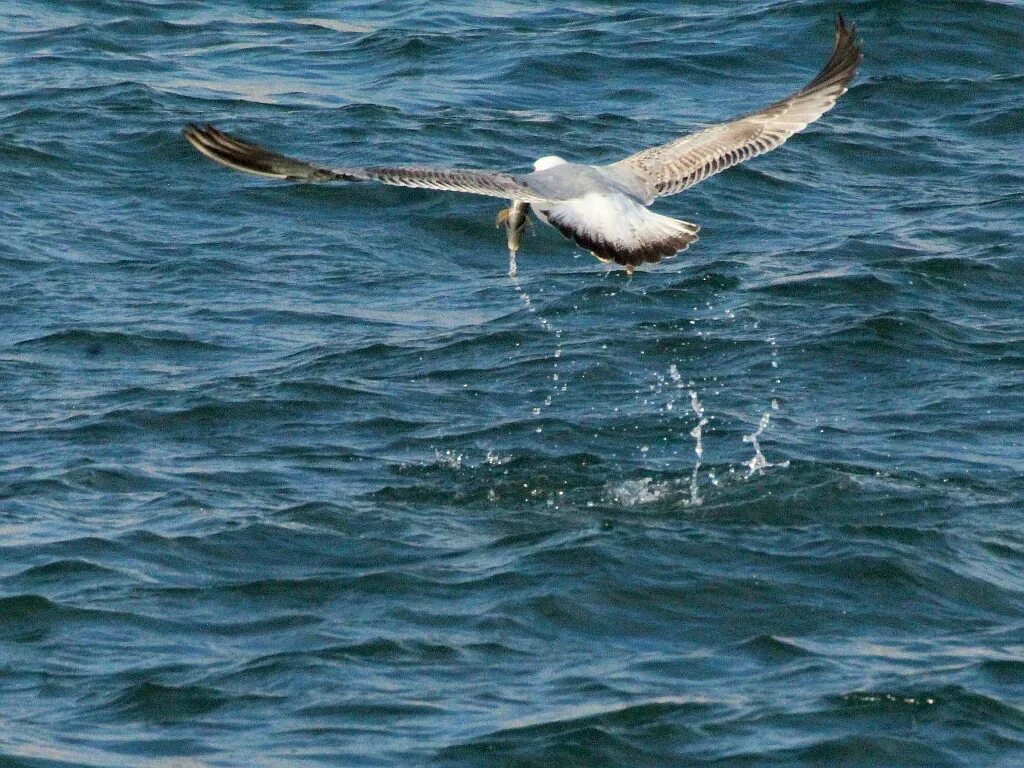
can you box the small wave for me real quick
[835,684,1024,729]
[838,690,941,709]
[751,267,900,298]
[14,328,227,357]
[295,699,444,719]
[7,558,125,583]
[0,594,176,642]
[735,634,816,661]
[439,697,719,764]
[977,658,1024,685]
[99,681,230,723]
[811,309,1002,355]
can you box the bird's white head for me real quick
[533,155,567,172]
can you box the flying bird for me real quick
[184,16,861,276]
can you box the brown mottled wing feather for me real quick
[183,123,552,202]
[610,15,862,200]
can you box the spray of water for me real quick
[740,334,787,477]
[742,399,787,478]
[687,389,709,505]
[658,358,789,505]
[742,410,771,477]
[511,274,566,432]
[508,285,791,505]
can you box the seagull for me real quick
[184,15,861,276]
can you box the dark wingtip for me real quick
[835,12,862,59]
[792,13,862,98]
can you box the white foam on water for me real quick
[431,448,513,474]
[434,448,466,469]
[609,478,669,507]
[485,450,511,466]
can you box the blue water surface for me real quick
[3,1,1024,766]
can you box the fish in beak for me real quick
[496,200,531,276]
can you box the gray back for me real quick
[522,163,648,205]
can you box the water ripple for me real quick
[3,0,1024,766]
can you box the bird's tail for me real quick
[544,194,699,268]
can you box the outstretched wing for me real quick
[609,15,862,201]
[183,123,552,203]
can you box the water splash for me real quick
[737,331,788,478]
[687,389,709,505]
[669,363,683,385]
[743,412,771,477]
[609,478,669,507]
[511,274,566,428]
[649,361,791,505]
[434,448,465,469]
[742,400,788,477]
[647,364,711,505]
[485,450,511,466]
[512,273,533,312]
